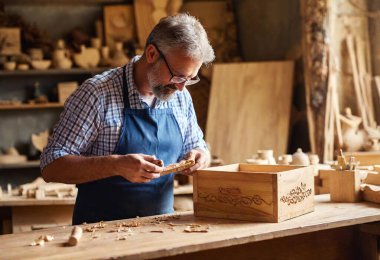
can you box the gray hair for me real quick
[145,13,215,65]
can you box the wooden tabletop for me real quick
[1,194,380,260]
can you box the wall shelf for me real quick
[0,161,40,169]
[0,103,64,110]
[0,67,111,77]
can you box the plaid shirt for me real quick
[40,56,207,170]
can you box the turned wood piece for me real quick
[68,226,83,246]
[161,160,195,176]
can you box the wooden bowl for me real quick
[31,60,52,70]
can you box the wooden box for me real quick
[329,170,362,202]
[193,164,314,223]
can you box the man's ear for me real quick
[145,44,159,64]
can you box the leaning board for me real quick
[206,62,294,164]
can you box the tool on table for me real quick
[332,149,358,171]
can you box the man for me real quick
[41,14,215,225]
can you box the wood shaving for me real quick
[109,227,132,233]
[29,235,54,246]
[85,221,106,232]
[184,224,209,233]
[119,220,141,227]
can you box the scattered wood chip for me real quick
[29,235,54,246]
[85,221,106,232]
[150,230,164,233]
[116,235,128,241]
[119,220,141,227]
[184,224,209,233]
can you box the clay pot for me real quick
[31,60,52,70]
[99,46,111,67]
[110,42,129,67]
[53,50,72,69]
[278,154,292,165]
[17,64,29,70]
[257,149,276,164]
[74,45,100,68]
[291,148,310,165]
[342,128,366,152]
[308,154,320,165]
[3,61,16,71]
[340,107,365,152]
[91,38,102,50]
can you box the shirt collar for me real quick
[126,55,173,109]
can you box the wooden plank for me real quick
[134,0,156,48]
[206,62,294,164]
[1,195,380,259]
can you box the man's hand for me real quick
[114,154,164,183]
[181,149,210,176]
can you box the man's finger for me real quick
[141,171,160,179]
[142,154,156,162]
[144,161,163,173]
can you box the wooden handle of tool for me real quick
[68,226,83,246]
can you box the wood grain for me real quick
[329,170,362,202]
[206,62,294,164]
[1,195,380,259]
[194,164,314,223]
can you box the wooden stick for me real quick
[364,74,376,127]
[346,35,369,128]
[68,226,83,246]
[375,76,380,109]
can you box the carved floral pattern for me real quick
[198,187,271,208]
[280,182,312,205]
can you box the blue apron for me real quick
[72,65,183,224]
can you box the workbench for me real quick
[0,184,193,234]
[1,195,380,259]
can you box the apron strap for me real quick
[122,65,131,109]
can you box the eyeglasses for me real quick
[151,43,200,86]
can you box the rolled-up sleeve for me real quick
[181,92,208,157]
[40,80,102,170]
